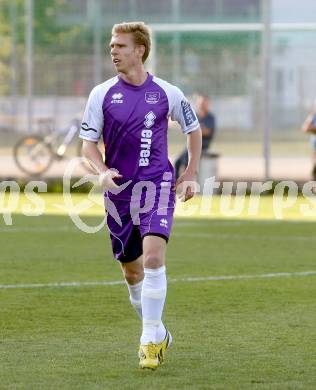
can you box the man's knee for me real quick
[121,263,144,284]
[143,253,164,269]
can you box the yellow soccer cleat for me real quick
[157,329,172,364]
[139,343,160,370]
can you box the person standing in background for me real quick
[302,98,316,181]
[175,95,216,179]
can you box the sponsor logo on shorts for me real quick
[181,100,197,127]
[111,92,123,104]
[145,91,160,104]
[160,218,168,228]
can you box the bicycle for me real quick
[13,118,99,176]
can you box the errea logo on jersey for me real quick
[144,111,156,128]
[139,111,156,167]
[111,92,123,104]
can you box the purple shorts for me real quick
[105,183,176,263]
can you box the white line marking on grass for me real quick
[0,280,124,289]
[0,219,311,233]
[171,271,316,282]
[0,226,314,242]
[0,271,315,290]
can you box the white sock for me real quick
[126,278,166,341]
[141,266,167,345]
[126,280,143,319]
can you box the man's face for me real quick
[198,96,210,112]
[110,33,143,74]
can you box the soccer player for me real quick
[80,21,202,370]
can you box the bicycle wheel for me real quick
[13,135,55,175]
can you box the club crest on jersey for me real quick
[111,92,123,104]
[181,100,197,126]
[145,91,160,104]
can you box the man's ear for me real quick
[136,45,145,59]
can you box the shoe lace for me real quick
[147,343,158,359]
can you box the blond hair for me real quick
[112,22,151,63]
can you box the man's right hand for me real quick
[98,169,123,191]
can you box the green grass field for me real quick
[1,194,316,389]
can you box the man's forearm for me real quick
[81,140,108,174]
[201,124,212,136]
[186,128,202,174]
[302,114,313,132]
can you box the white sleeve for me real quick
[79,86,104,142]
[169,86,200,134]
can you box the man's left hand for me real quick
[174,170,199,202]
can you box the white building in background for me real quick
[272,39,316,127]
[271,0,316,126]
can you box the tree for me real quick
[0,0,84,95]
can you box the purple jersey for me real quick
[80,73,199,199]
